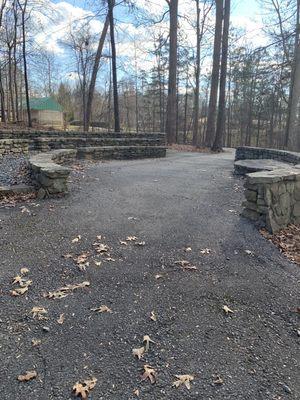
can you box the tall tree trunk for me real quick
[193,0,201,146]
[85,13,109,132]
[285,0,300,148]
[8,47,16,122]
[18,0,31,127]
[108,0,120,132]
[212,0,230,152]
[0,71,6,123]
[13,0,19,121]
[165,0,178,144]
[204,0,223,147]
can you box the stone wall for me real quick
[242,168,300,233]
[77,145,166,160]
[236,146,300,164]
[0,139,29,156]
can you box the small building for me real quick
[23,97,64,128]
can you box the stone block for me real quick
[241,208,260,221]
[245,189,257,202]
[293,202,300,217]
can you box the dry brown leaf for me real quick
[94,243,109,253]
[133,388,140,397]
[155,274,163,280]
[105,257,115,262]
[32,339,41,347]
[141,365,156,384]
[31,307,48,320]
[73,377,97,399]
[150,311,157,322]
[57,313,65,324]
[173,374,194,389]
[72,235,82,243]
[94,260,102,267]
[143,335,155,352]
[46,281,90,299]
[135,241,146,246]
[20,268,29,275]
[126,236,138,241]
[223,305,234,315]
[200,248,211,254]
[10,286,29,296]
[185,247,192,252]
[119,240,128,246]
[132,346,145,360]
[96,235,102,240]
[18,370,37,382]
[91,305,112,313]
[213,375,224,385]
[174,260,197,271]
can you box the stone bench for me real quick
[30,149,77,198]
[234,159,293,175]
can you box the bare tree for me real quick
[165,0,179,144]
[108,0,120,132]
[17,0,31,127]
[204,0,223,147]
[85,13,110,132]
[212,0,230,151]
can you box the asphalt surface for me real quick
[0,149,299,400]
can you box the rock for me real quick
[37,187,46,199]
[245,189,257,202]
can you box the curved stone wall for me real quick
[237,146,300,232]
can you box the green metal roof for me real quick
[25,97,63,112]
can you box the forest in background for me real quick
[0,0,300,151]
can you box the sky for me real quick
[31,0,267,91]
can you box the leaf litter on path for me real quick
[46,281,90,299]
[73,377,97,399]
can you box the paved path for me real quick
[0,150,299,400]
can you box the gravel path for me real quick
[0,150,299,400]
[0,155,32,186]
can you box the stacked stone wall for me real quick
[0,139,29,156]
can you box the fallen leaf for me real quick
[20,206,30,214]
[132,346,145,360]
[91,305,112,313]
[223,305,234,315]
[174,260,197,271]
[119,241,128,246]
[133,388,140,396]
[72,235,82,243]
[94,261,102,267]
[143,335,155,352]
[32,339,41,347]
[173,374,194,389]
[126,236,138,241]
[155,274,163,280]
[46,281,90,299]
[185,247,192,252]
[213,375,224,385]
[31,307,48,320]
[73,377,97,399]
[20,268,29,275]
[141,365,156,384]
[135,241,146,246]
[245,249,254,256]
[96,235,102,240]
[150,311,157,322]
[105,257,115,262]
[200,248,211,254]
[94,243,109,253]
[57,313,65,324]
[10,286,29,296]
[18,370,37,382]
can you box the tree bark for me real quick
[212,0,230,152]
[193,0,201,146]
[165,0,178,144]
[285,0,300,148]
[85,13,109,132]
[18,0,31,127]
[204,0,223,147]
[108,0,120,132]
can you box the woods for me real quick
[0,0,300,151]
